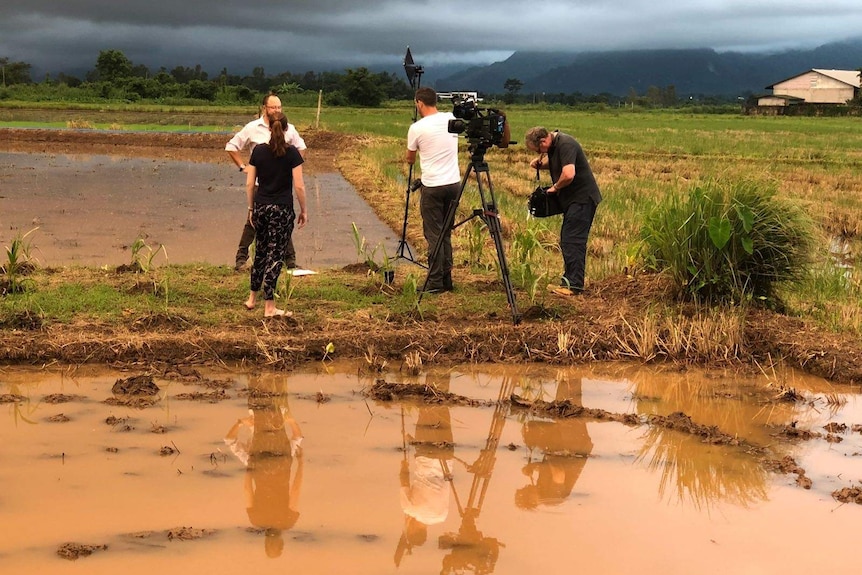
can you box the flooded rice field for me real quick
[2,361,861,574]
[0,150,395,269]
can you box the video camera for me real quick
[447,97,507,149]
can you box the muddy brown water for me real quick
[0,150,399,268]
[2,361,861,574]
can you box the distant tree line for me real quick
[5,51,858,110]
[0,49,413,107]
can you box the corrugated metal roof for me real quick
[812,69,861,87]
[766,69,861,89]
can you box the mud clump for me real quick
[44,393,79,404]
[763,455,812,489]
[166,526,215,541]
[174,389,230,402]
[112,374,160,395]
[366,380,481,406]
[770,422,822,441]
[57,542,108,560]
[833,486,862,504]
[648,411,742,446]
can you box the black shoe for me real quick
[284,261,297,270]
[419,285,446,294]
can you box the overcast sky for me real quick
[2,1,861,78]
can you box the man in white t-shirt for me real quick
[226,93,306,271]
[406,87,461,293]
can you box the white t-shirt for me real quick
[407,111,460,187]
[225,117,306,152]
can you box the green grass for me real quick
[640,179,816,304]
[329,104,862,336]
[0,264,403,329]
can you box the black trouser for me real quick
[236,221,296,268]
[559,201,597,291]
[420,182,460,289]
[249,204,295,300]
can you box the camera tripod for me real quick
[419,140,521,325]
[394,376,514,572]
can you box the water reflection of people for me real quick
[516,377,593,509]
[395,371,454,567]
[224,381,303,558]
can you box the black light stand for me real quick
[419,140,521,325]
[395,47,426,267]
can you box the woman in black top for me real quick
[243,112,307,317]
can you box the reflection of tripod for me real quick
[395,47,426,267]
[438,377,515,574]
[419,140,521,324]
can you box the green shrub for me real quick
[1,228,38,295]
[640,179,816,305]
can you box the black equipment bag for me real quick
[528,186,564,218]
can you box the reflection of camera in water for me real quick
[447,97,507,148]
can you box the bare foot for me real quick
[244,298,255,310]
[264,308,293,318]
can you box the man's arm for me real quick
[549,137,580,192]
[226,128,250,170]
[227,149,247,171]
[550,163,575,193]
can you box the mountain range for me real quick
[429,38,862,98]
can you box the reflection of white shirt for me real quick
[224,408,302,466]
[399,456,450,525]
[225,117,307,152]
[225,418,254,466]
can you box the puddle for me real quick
[0,152,396,268]
[1,361,861,574]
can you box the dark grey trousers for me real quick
[419,182,460,289]
[559,201,597,291]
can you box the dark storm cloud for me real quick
[1,1,861,76]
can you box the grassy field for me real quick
[2,101,862,343]
[311,103,862,336]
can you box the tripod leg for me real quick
[395,166,425,266]
[473,164,521,325]
[396,175,411,258]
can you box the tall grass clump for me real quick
[1,228,39,295]
[640,179,816,305]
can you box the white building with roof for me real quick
[759,69,861,107]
